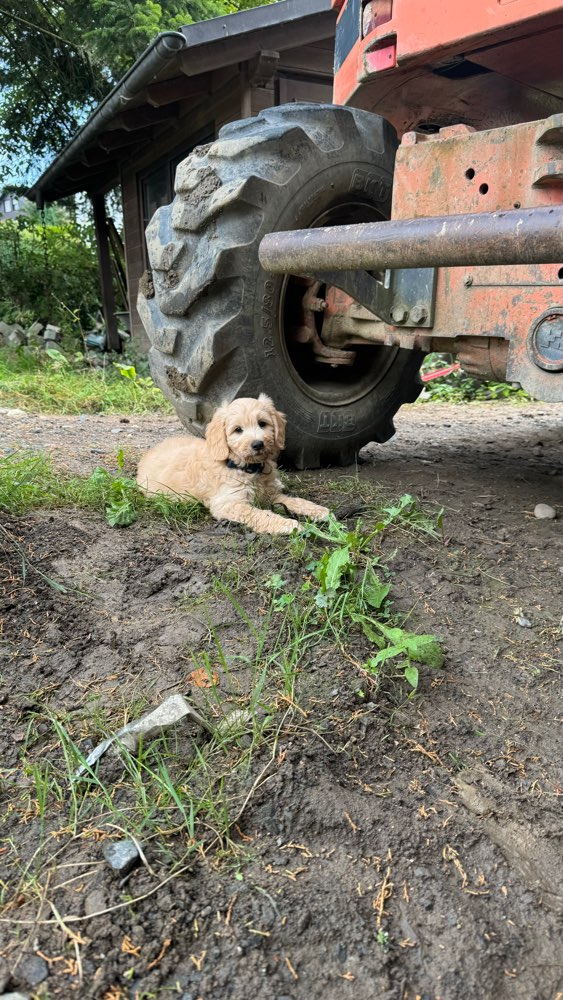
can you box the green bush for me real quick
[420,353,530,403]
[0,217,100,334]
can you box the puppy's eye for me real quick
[258,420,268,429]
[233,426,243,434]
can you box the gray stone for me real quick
[102,839,140,875]
[7,328,26,348]
[0,320,11,337]
[43,324,61,340]
[534,503,556,520]
[75,694,213,780]
[516,616,532,629]
[17,953,48,986]
[26,321,44,337]
[0,993,30,1000]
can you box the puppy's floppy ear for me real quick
[270,404,287,451]
[205,406,229,461]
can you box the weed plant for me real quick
[420,353,530,403]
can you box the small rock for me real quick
[5,323,27,347]
[534,503,556,520]
[0,993,31,1000]
[110,428,123,435]
[102,839,140,875]
[516,616,532,629]
[17,953,48,987]
[0,408,26,417]
[43,324,61,341]
[119,417,130,424]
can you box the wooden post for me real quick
[240,62,252,120]
[90,191,121,352]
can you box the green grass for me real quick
[0,348,172,414]
[0,451,204,528]
[11,503,444,881]
[2,447,444,896]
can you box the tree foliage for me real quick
[0,0,278,178]
[0,217,100,330]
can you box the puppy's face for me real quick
[206,394,286,464]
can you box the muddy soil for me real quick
[0,400,562,1000]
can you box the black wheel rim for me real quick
[279,198,399,407]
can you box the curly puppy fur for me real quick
[136,394,330,534]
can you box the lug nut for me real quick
[391,305,409,324]
[410,306,428,325]
[308,297,328,312]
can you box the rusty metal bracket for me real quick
[310,265,437,327]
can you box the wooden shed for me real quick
[28,0,336,350]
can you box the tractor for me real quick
[138,0,563,468]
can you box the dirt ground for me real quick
[1,399,562,1000]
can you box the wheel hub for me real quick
[288,277,357,366]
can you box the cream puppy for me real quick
[136,394,330,534]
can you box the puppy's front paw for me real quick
[308,504,331,521]
[278,518,299,534]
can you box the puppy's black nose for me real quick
[251,440,264,451]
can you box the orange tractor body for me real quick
[260,0,563,402]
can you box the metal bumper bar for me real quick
[259,206,563,273]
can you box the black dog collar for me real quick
[226,458,264,475]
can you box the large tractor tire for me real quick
[138,103,424,469]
